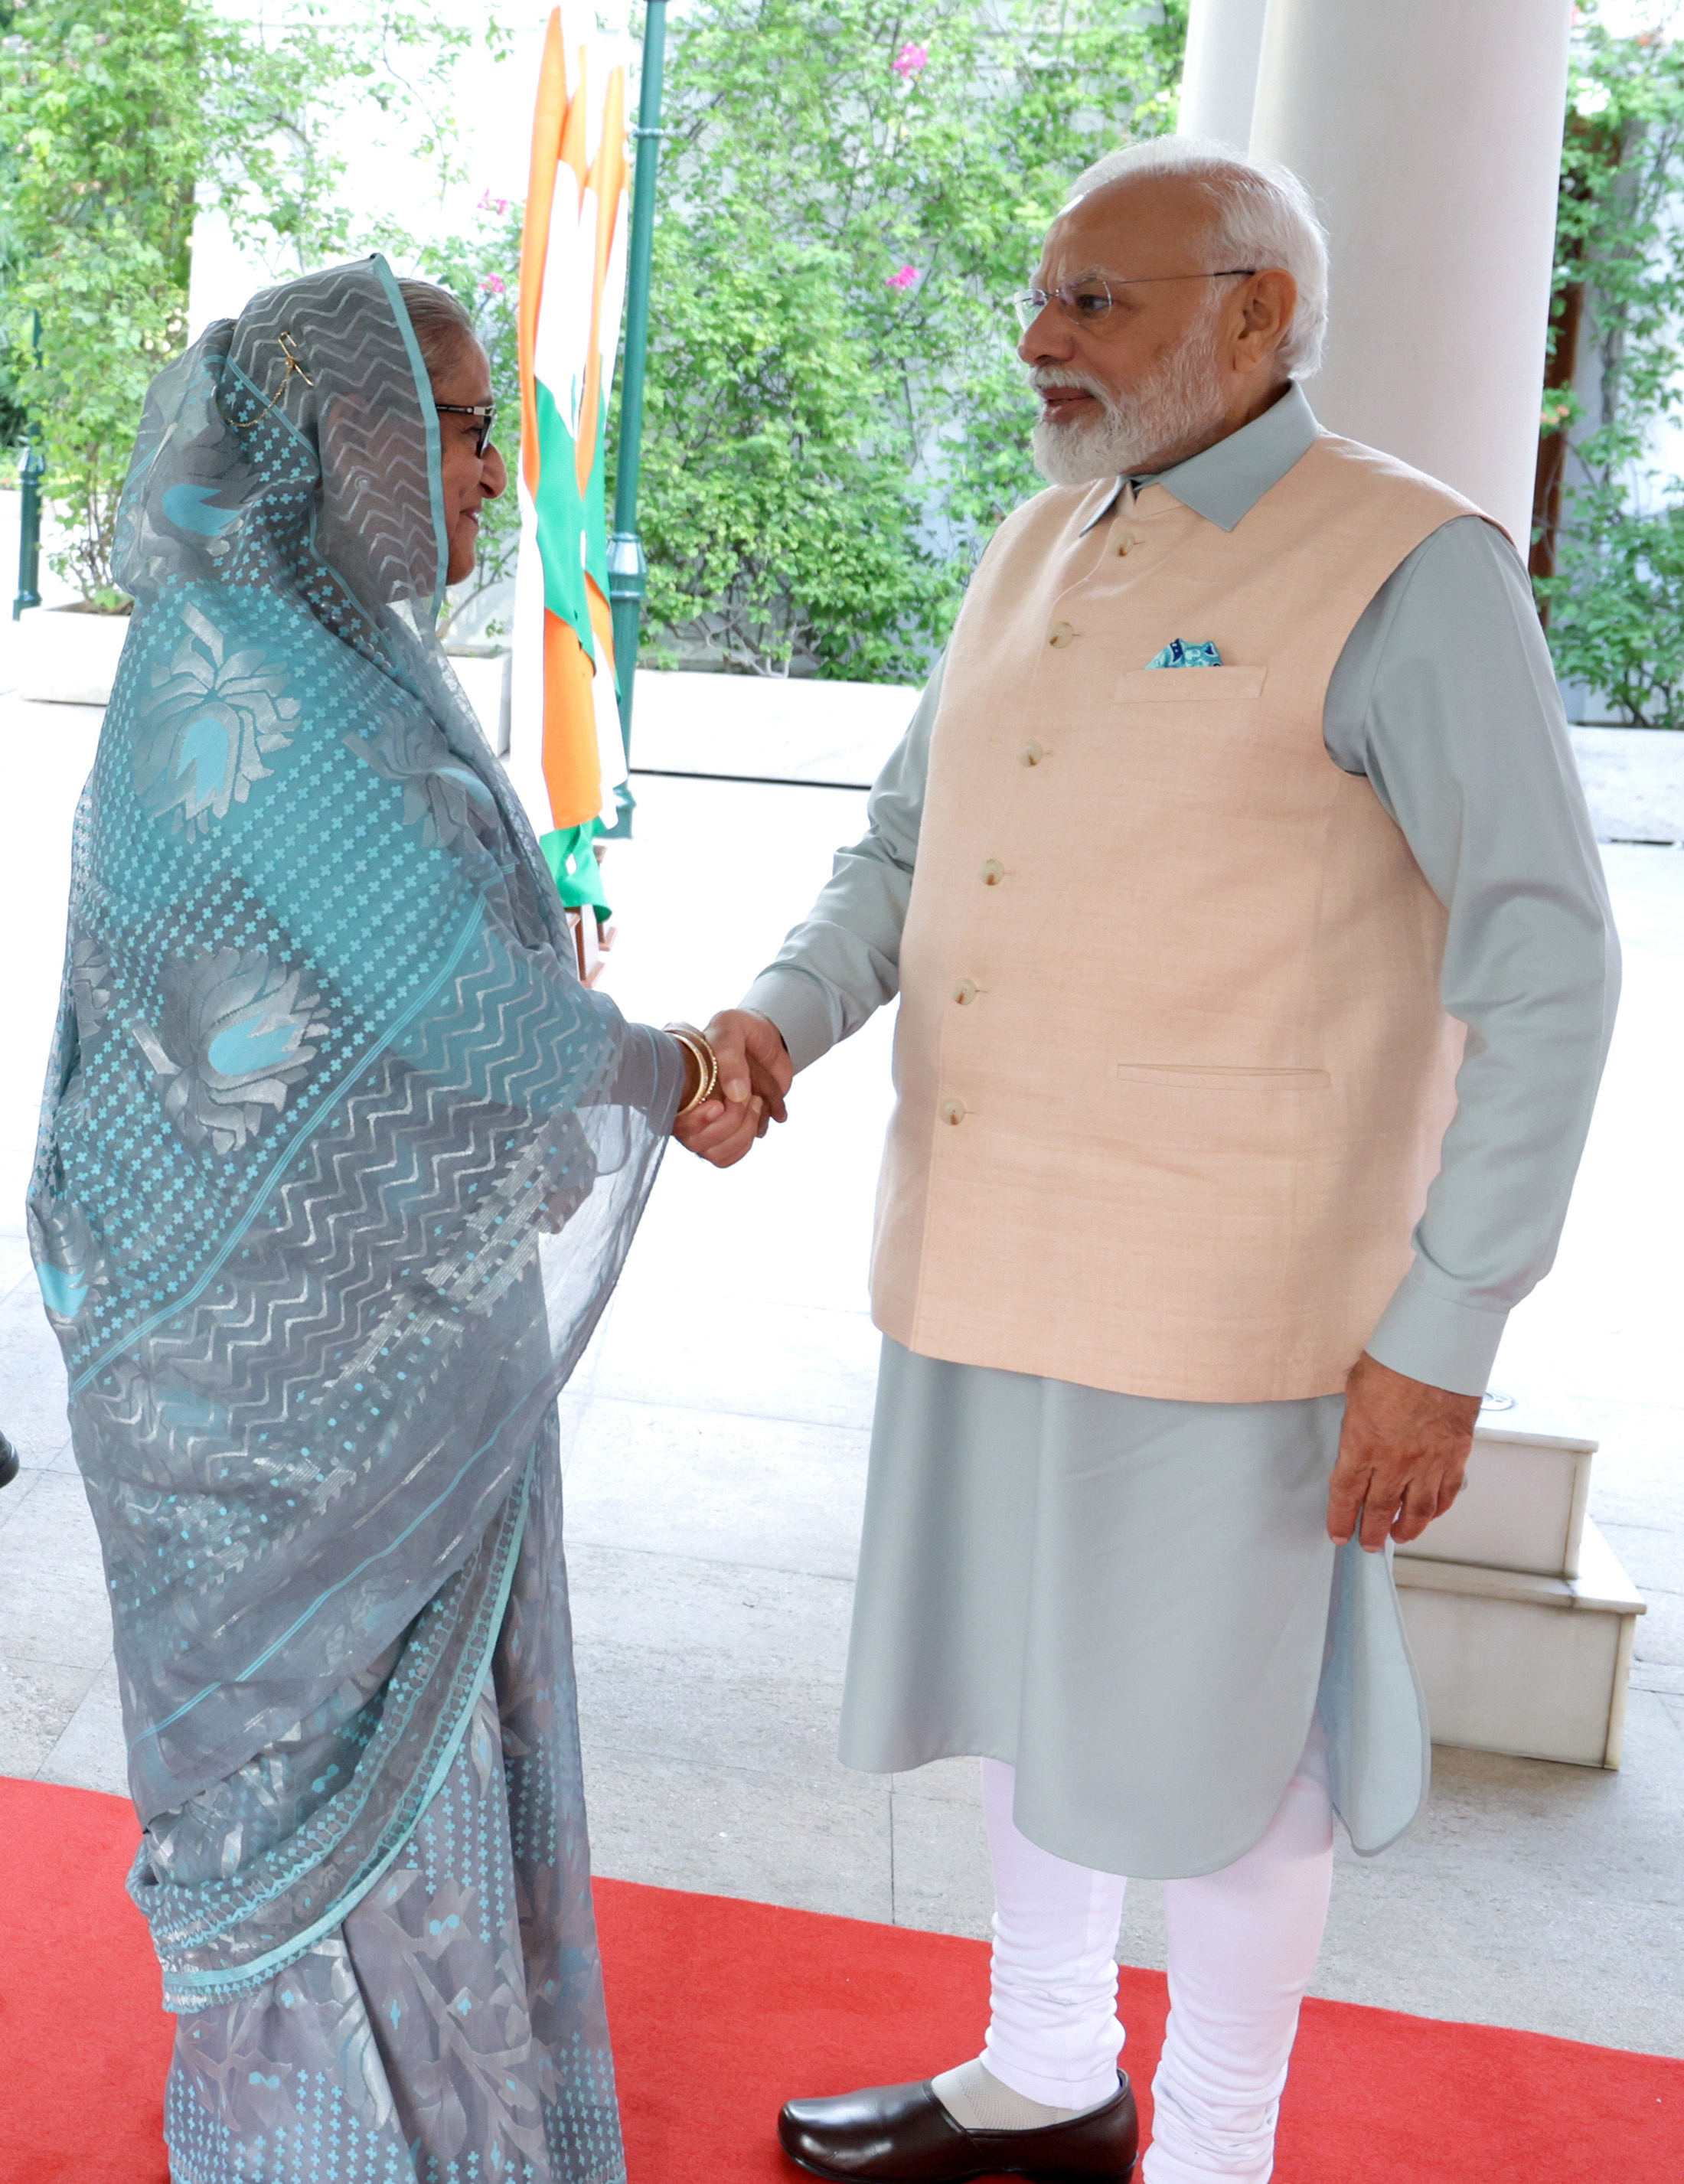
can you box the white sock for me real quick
[932,2055,1111,2132]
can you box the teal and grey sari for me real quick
[28,258,684,2183]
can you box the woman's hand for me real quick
[674,1009,792,1168]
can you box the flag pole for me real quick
[602,0,667,841]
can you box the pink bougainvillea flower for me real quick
[892,41,928,79]
[477,188,511,214]
[886,263,919,291]
[480,273,507,295]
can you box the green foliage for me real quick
[632,0,1186,679]
[1539,501,1684,726]
[0,2,201,592]
[1536,5,1684,724]
[406,193,527,638]
[0,0,468,599]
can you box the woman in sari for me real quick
[29,256,734,2184]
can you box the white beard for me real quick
[1029,315,1230,486]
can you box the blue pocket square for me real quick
[1145,639,1222,668]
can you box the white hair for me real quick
[1066,137,1330,380]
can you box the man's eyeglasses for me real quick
[436,400,497,458]
[1012,270,1258,333]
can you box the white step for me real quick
[1395,1518,1644,1768]
[628,666,917,787]
[13,603,131,704]
[1403,1390,1596,1579]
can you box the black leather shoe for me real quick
[778,2073,1137,2182]
[0,1432,18,1490]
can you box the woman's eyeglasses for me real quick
[1012,269,1258,333]
[436,400,497,458]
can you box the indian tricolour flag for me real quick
[508,4,631,913]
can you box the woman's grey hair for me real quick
[1067,138,1329,380]
[395,277,481,381]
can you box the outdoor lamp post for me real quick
[603,0,667,841]
[12,438,44,622]
[12,312,44,622]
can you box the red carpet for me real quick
[3,1774,1680,2182]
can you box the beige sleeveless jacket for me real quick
[870,431,1486,1403]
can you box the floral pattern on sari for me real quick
[134,601,302,835]
[160,1455,624,2184]
[129,945,329,1155]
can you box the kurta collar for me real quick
[1079,380,1320,536]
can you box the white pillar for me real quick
[1250,0,1571,547]
[1177,0,1272,149]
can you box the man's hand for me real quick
[673,1008,793,1169]
[1327,1353,1481,1552]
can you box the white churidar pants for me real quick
[979,1725,1335,2184]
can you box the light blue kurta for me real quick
[742,386,1618,1879]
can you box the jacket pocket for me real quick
[1112,1062,1331,1090]
[1114,664,1267,703]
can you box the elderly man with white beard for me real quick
[671,139,1617,2183]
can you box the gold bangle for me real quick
[681,1035,720,1113]
[669,1026,720,1115]
[670,1031,702,1109]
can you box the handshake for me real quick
[671,1009,795,1168]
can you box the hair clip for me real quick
[246,330,315,422]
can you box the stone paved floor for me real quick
[1,667,1680,2060]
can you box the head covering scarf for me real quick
[28,256,683,2011]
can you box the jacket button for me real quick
[952,978,977,1006]
[939,1098,966,1125]
[1047,621,1075,648]
[981,857,1004,886]
[1018,740,1044,768]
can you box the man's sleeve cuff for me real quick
[1364,1273,1509,1398]
[739,968,840,1075]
